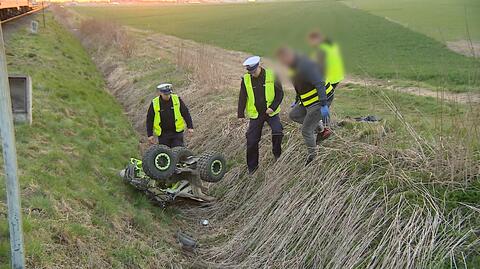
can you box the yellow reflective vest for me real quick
[152,94,185,136]
[315,41,345,84]
[243,68,280,119]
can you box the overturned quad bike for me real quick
[120,145,227,208]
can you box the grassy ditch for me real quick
[58,7,480,266]
[0,14,180,268]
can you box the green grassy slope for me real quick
[0,15,177,268]
[74,1,479,91]
[345,0,480,42]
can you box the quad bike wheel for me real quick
[142,145,178,180]
[172,147,194,163]
[197,151,227,182]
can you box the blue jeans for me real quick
[246,114,283,173]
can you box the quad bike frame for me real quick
[120,145,227,207]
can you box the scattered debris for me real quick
[354,115,382,122]
[177,231,197,251]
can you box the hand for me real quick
[147,136,156,144]
[187,128,194,135]
[238,117,249,126]
[320,105,330,118]
[266,108,274,115]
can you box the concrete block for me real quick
[9,75,32,125]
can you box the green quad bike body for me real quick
[120,145,227,208]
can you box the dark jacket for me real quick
[291,54,328,106]
[146,96,193,137]
[237,68,284,118]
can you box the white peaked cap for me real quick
[243,56,261,67]
[156,83,173,91]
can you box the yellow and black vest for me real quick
[243,68,280,119]
[152,94,185,136]
[289,69,334,107]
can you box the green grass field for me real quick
[74,0,480,92]
[0,15,178,267]
[345,0,480,42]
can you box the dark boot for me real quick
[248,167,258,175]
[305,155,315,166]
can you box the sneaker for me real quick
[316,128,332,144]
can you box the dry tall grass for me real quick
[54,10,479,268]
[78,18,136,58]
[173,36,480,268]
[52,6,135,58]
[176,44,227,94]
[197,138,478,268]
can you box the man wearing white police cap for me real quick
[238,56,284,174]
[146,83,194,147]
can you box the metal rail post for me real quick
[0,23,26,269]
[42,1,46,28]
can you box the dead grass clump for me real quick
[196,137,478,268]
[176,43,226,93]
[78,19,136,58]
[371,89,480,184]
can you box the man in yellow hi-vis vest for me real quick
[308,30,345,89]
[146,83,194,147]
[307,31,345,140]
[276,47,330,165]
[238,56,284,174]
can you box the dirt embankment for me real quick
[346,76,480,103]
[447,40,480,58]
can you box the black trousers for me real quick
[157,132,184,148]
[246,114,283,173]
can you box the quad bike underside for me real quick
[120,145,227,208]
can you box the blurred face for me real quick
[159,92,171,100]
[251,66,262,77]
[277,50,295,66]
[308,36,321,47]
[308,32,324,47]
